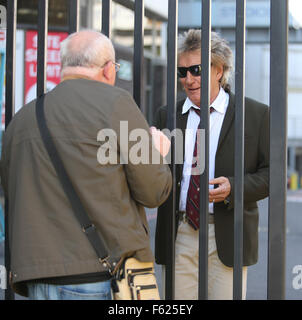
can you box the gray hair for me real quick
[60,30,115,71]
[178,29,233,92]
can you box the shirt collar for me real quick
[211,87,228,114]
[182,98,197,114]
[182,86,228,115]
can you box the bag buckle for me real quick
[99,256,114,274]
[100,255,122,276]
[81,224,117,275]
[82,223,96,234]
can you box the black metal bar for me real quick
[37,0,48,97]
[4,0,17,301]
[267,0,288,300]
[233,0,246,301]
[102,0,112,38]
[69,0,79,34]
[198,0,211,300]
[133,0,144,110]
[5,1,16,129]
[165,0,178,300]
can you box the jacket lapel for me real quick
[176,100,188,144]
[176,99,188,181]
[217,92,235,153]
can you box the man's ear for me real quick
[94,62,114,85]
[102,61,116,85]
[216,64,224,82]
[102,62,112,81]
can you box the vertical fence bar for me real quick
[4,0,17,300]
[267,0,288,300]
[165,0,178,300]
[133,0,144,109]
[233,0,246,300]
[102,0,112,38]
[69,0,79,34]
[198,0,211,300]
[37,0,48,97]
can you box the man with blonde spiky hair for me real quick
[154,29,269,300]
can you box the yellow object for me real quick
[290,173,298,190]
[112,258,160,300]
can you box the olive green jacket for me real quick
[1,78,172,296]
[154,93,269,267]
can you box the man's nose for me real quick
[185,71,195,84]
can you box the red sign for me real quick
[24,30,68,104]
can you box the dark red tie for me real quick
[185,106,214,230]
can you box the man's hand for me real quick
[150,126,171,158]
[209,176,231,203]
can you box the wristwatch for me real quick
[224,196,230,205]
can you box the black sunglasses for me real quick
[177,64,202,78]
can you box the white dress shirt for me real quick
[179,87,229,213]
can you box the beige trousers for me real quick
[173,220,248,300]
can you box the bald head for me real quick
[60,29,116,82]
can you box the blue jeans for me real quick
[27,280,112,300]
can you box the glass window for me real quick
[0,0,68,28]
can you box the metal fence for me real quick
[4,0,288,300]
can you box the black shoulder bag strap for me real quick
[35,94,117,274]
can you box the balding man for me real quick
[0,30,172,300]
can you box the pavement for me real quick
[1,190,302,300]
[246,197,302,300]
[286,189,302,202]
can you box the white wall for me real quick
[144,0,168,19]
[245,43,302,140]
[245,44,270,105]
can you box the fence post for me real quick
[133,0,144,110]
[102,0,112,38]
[37,0,48,97]
[233,0,246,300]
[198,0,211,300]
[268,0,288,300]
[165,0,178,300]
[4,0,17,301]
[69,0,79,34]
